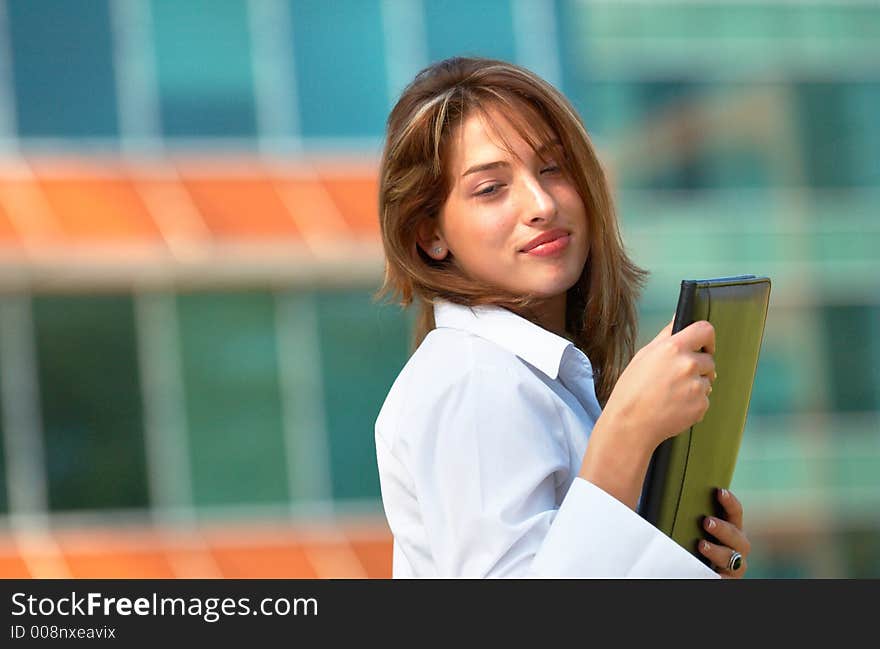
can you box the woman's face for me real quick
[423,107,590,308]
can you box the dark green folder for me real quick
[638,275,771,564]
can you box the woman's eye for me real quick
[475,183,503,197]
[541,164,560,175]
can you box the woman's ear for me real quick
[416,220,449,260]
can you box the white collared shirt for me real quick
[375,299,718,578]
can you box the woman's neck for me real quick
[512,293,568,339]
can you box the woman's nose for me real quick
[521,174,557,223]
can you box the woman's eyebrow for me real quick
[461,139,562,178]
[462,160,508,177]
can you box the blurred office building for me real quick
[0,0,877,578]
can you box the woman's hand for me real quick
[699,488,751,579]
[579,318,716,509]
[604,318,717,453]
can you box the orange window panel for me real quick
[318,174,380,238]
[0,554,31,578]
[348,538,392,579]
[63,550,177,579]
[0,203,22,246]
[0,178,64,245]
[54,528,176,578]
[181,176,301,241]
[209,543,318,579]
[274,176,351,245]
[129,176,212,245]
[37,175,162,243]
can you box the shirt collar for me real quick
[433,299,573,380]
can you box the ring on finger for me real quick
[727,550,743,572]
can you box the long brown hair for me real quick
[375,57,647,405]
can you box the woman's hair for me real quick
[375,56,647,405]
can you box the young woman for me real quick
[374,57,751,578]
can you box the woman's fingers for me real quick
[699,374,713,397]
[675,320,716,355]
[700,489,750,578]
[703,516,751,558]
[717,488,744,530]
[617,319,717,450]
[698,539,748,577]
[693,352,716,380]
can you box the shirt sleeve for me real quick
[529,478,719,578]
[404,360,718,579]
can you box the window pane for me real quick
[840,529,880,579]
[796,82,880,188]
[796,83,852,188]
[424,0,516,64]
[176,292,287,508]
[315,291,411,501]
[749,309,825,415]
[846,83,880,187]
[7,0,119,137]
[289,0,388,137]
[150,0,257,137]
[563,2,880,79]
[33,295,148,511]
[570,81,642,140]
[822,306,879,412]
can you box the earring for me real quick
[433,247,443,255]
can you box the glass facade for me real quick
[151,0,258,137]
[314,290,410,501]
[288,0,389,138]
[177,291,289,508]
[424,0,517,64]
[32,295,148,511]
[7,0,119,138]
[0,0,878,578]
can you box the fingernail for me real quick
[720,488,728,498]
[701,540,711,553]
[705,517,716,530]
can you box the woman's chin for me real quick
[523,274,583,298]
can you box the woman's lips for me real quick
[522,233,571,257]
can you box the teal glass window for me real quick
[150,0,257,137]
[822,306,880,412]
[554,0,579,98]
[846,83,880,186]
[176,292,288,508]
[32,295,148,511]
[424,0,516,65]
[797,82,880,188]
[748,309,824,416]
[315,291,411,501]
[7,0,119,137]
[288,0,388,138]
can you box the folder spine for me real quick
[672,280,697,334]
